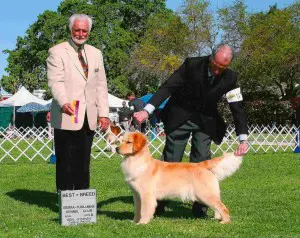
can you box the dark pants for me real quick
[54,115,94,191]
[162,120,212,163]
[132,118,146,133]
[160,120,211,217]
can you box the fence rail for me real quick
[0,124,298,162]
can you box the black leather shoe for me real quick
[192,202,208,218]
[154,200,168,216]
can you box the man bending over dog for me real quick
[134,44,249,218]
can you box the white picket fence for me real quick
[0,124,298,162]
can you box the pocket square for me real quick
[95,68,99,72]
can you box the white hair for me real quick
[69,14,93,32]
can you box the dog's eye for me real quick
[126,141,133,144]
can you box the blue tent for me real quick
[139,93,168,109]
[17,102,50,113]
[16,102,51,127]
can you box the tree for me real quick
[179,0,216,55]
[2,10,67,96]
[226,3,300,125]
[127,11,192,95]
[233,2,300,100]
[217,0,249,52]
[1,0,168,97]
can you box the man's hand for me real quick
[234,141,248,156]
[62,103,74,116]
[98,117,110,131]
[134,110,149,124]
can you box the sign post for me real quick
[294,129,300,153]
[59,189,97,226]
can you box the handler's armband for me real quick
[226,87,243,103]
[143,104,155,115]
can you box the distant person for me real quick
[126,92,146,132]
[118,101,133,131]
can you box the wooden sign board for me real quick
[59,189,97,226]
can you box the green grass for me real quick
[0,152,300,238]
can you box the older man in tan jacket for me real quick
[47,14,110,191]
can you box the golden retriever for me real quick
[116,132,243,224]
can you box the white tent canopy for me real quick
[0,86,49,107]
[108,93,127,108]
[0,86,126,108]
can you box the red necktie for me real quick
[78,48,88,79]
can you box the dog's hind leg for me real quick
[212,200,230,224]
[195,173,229,223]
[199,196,230,224]
[138,193,157,224]
[214,210,222,221]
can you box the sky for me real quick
[0,0,296,92]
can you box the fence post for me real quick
[50,138,56,164]
[294,129,300,153]
[150,126,156,141]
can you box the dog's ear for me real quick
[133,132,147,153]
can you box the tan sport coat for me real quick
[47,41,109,130]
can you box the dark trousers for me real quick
[162,120,212,163]
[54,116,94,191]
[132,118,146,133]
[160,120,211,217]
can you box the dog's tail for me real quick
[200,152,243,181]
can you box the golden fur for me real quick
[117,132,243,224]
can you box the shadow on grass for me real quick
[97,196,133,221]
[6,189,58,213]
[6,190,197,222]
[97,196,194,221]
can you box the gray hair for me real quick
[211,44,233,61]
[69,14,93,32]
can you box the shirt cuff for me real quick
[239,134,248,141]
[144,104,155,114]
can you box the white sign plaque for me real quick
[59,189,97,226]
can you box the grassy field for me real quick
[0,152,300,238]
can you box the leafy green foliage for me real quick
[217,0,249,52]
[179,0,215,54]
[127,11,192,95]
[233,3,300,100]
[1,0,167,98]
[2,10,67,96]
[1,0,299,124]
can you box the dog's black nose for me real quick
[116,147,120,153]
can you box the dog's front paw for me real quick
[220,219,231,224]
[137,219,151,225]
